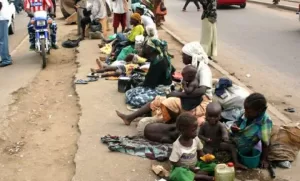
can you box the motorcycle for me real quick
[29,11,55,69]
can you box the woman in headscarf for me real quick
[117,42,213,126]
[122,37,174,110]
[127,13,145,42]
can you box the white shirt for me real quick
[112,0,126,14]
[197,63,213,99]
[141,15,154,27]
[169,137,203,168]
[0,0,10,20]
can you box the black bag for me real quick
[62,38,81,48]
[90,19,102,32]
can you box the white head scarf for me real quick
[181,42,209,71]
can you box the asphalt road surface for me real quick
[0,11,41,126]
[164,1,300,121]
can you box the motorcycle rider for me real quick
[24,0,58,50]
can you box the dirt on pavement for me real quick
[0,16,80,181]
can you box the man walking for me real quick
[0,0,13,67]
[182,0,200,11]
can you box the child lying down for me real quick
[136,117,179,144]
[90,57,140,78]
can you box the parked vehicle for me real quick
[217,0,247,9]
[29,11,54,69]
[8,0,16,35]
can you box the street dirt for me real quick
[0,15,80,181]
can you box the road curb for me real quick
[161,25,292,125]
[248,0,298,11]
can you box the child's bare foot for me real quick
[116,110,132,125]
[235,163,248,170]
[91,68,97,73]
[96,58,103,69]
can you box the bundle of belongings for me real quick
[213,78,250,124]
[268,123,300,168]
[101,135,172,161]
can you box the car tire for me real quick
[8,18,15,35]
[240,3,246,8]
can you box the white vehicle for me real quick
[7,0,16,35]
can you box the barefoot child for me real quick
[90,57,139,77]
[180,65,203,111]
[169,113,215,181]
[198,102,247,170]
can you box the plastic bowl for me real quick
[238,148,261,169]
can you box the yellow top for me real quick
[127,25,145,42]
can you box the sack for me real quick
[156,2,167,15]
[268,123,300,162]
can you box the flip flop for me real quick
[284,108,295,113]
[87,72,99,78]
[87,77,99,82]
[75,79,88,84]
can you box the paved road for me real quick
[0,11,41,137]
[164,1,300,121]
[9,11,29,51]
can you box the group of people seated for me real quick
[84,2,274,181]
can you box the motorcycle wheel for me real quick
[40,39,47,69]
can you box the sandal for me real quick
[87,77,99,82]
[75,79,88,84]
[87,72,99,78]
[284,108,295,113]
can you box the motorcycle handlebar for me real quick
[27,13,56,19]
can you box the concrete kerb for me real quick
[248,0,298,11]
[161,25,292,125]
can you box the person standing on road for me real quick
[0,0,13,67]
[182,0,200,12]
[112,0,128,34]
[199,0,217,59]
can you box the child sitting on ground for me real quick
[198,102,247,170]
[136,117,179,144]
[180,65,203,111]
[90,56,139,77]
[169,113,215,181]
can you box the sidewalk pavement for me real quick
[248,0,299,11]
[72,29,198,181]
[72,28,300,180]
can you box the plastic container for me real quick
[215,163,235,181]
[238,148,261,168]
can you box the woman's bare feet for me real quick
[235,163,248,170]
[116,110,132,125]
